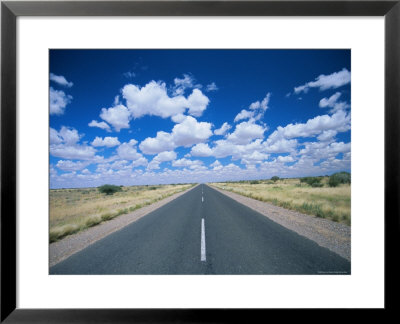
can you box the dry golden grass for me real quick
[211,178,350,225]
[50,184,195,242]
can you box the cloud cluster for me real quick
[294,68,351,94]
[148,151,177,170]
[206,82,218,92]
[226,121,266,145]
[99,104,131,132]
[116,139,144,161]
[91,79,212,132]
[172,74,197,95]
[50,126,97,160]
[319,92,350,113]
[91,136,121,147]
[214,122,231,135]
[249,93,271,111]
[50,87,73,115]
[266,110,350,143]
[172,158,204,169]
[122,81,209,119]
[88,120,111,132]
[56,160,90,171]
[50,69,351,188]
[49,73,74,116]
[234,93,271,123]
[139,116,213,154]
[51,147,350,188]
[50,73,73,87]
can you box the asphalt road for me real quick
[50,184,350,274]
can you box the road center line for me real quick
[201,218,206,261]
[202,196,204,202]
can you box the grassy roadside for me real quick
[50,183,195,243]
[210,178,350,226]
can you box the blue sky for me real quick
[50,49,351,188]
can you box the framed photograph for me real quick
[1,0,398,321]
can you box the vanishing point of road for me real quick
[50,184,350,275]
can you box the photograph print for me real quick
[49,49,351,275]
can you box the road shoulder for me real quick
[209,185,350,261]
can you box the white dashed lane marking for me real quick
[201,218,206,261]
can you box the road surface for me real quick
[50,184,350,274]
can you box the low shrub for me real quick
[300,176,323,187]
[85,216,101,228]
[328,172,351,187]
[98,184,122,195]
[116,208,128,216]
[311,182,324,188]
[101,212,114,221]
[49,224,80,243]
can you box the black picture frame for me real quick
[1,0,399,322]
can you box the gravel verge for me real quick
[210,185,351,261]
[49,185,198,267]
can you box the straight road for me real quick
[50,184,350,274]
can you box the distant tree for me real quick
[328,176,340,187]
[271,176,280,182]
[98,184,122,195]
[328,172,351,187]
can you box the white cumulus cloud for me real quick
[214,122,231,135]
[267,110,350,142]
[173,74,195,95]
[235,93,271,123]
[190,143,213,157]
[122,81,209,120]
[319,92,350,113]
[249,93,271,111]
[91,136,121,147]
[88,120,111,132]
[100,104,131,132]
[171,116,213,147]
[50,144,97,160]
[50,73,73,87]
[139,131,175,155]
[186,89,210,117]
[206,82,218,92]
[277,155,295,163]
[50,87,72,115]
[317,130,338,142]
[234,109,254,123]
[172,158,203,169]
[139,116,213,154]
[154,151,177,162]
[117,139,144,161]
[294,68,351,94]
[56,160,90,171]
[226,121,266,145]
[147,151,177,170]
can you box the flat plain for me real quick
[50,183,194,242]
[211,177,351,226]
